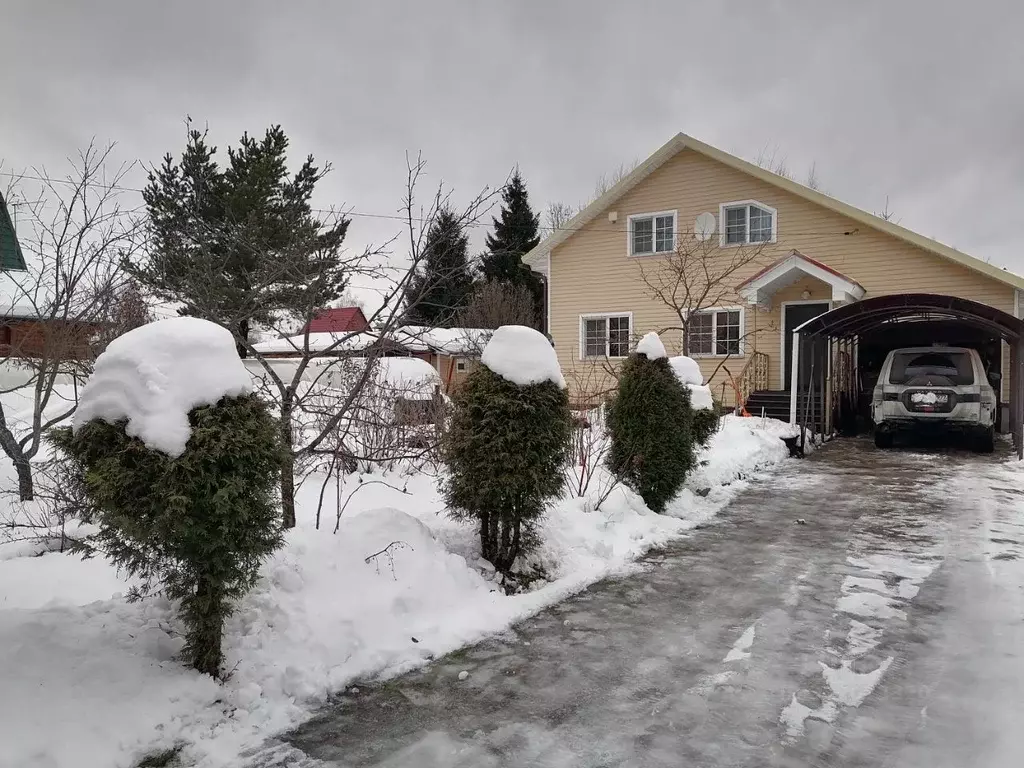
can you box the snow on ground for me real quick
[479,324,566,388]
[0,409,796,768]
[73,317,252,457]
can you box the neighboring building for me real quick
[397,325,491,392]
[1,190,97,361]
[250,313,491,394]
[303,306,370,334]
[0,191,28,272]
[521,133,1024,424]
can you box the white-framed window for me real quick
[627,211,676,256]
[719,201,777,245]
[686,307,744,357]
[580,313,632,359]
[455,358,468,373]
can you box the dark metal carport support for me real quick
[790,293,1024,459]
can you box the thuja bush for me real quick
[691,404,721,447]
[607,353,696,513]
[441,365,571,579]
[50,393,284,677]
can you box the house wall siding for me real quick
[549,148,1015,405]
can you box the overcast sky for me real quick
[4,0,1023,301]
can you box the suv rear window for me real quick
[888,351,974,386]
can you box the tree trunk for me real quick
[189,573,224,678]
[15,456,33,501]
[236,318,250,358]
[0,426,34,501]
[479,510,491,561]
[279,398,296,528]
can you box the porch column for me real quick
[789,331,800,424]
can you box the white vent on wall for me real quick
[694,212,716,241]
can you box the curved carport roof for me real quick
[795,293,1024,341]
[790,293,1024,457]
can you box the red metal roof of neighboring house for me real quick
[303,307,369,334]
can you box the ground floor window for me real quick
[687,308,743,357]
[580,314,631,358]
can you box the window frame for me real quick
[626,210,678,257]
[685,306,745,359]
[718,200,778,247]
[454,357,468,373]
[578,312,634,360]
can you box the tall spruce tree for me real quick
[404,206,474,326]
[130,125,349,356]
[480,169,544,326]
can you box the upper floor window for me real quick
[580,313,631,358]
[628,211,676,256]
[720,201,776,245]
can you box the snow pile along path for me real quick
[480,324,566,388]
[73,317,252,457]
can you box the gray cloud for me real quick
[4,0,1022,278]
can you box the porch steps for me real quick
[744,390,823,423]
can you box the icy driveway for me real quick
[249,440,1024,767]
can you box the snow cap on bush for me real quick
[687,383,715,411]
[668,355,703,386]
[480,325,565,389]
[73,317,253,457]
[635,331,667,360]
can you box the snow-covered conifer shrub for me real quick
[51,393,284,677]
[691,405,720,447]
[441,326,571,581]
[606,349,696,513]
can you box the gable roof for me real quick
[303,306,370,334]
[737,249,865,305]
[0,192,28,272]
[522,133,1024,291]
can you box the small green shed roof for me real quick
[0,192,27,271]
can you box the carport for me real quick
[788,293,1024,458]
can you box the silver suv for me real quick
[871,346,997,452]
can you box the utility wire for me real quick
[0,168,864,237]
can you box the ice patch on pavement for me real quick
[836,590,907,621]
[845,620,884,657]
[820,657,894,706]
[724,624,755,662]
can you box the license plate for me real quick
[910,391,949,411]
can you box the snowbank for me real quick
[669,355,703,385]
[480,325,566,389]
[635,331,667,360]
[73,317,252,457]
[0,414,797,766]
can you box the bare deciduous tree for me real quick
[456,279,537,330]
[0,143,141,502]
[876,195,899,223]
[637,236,772,379]
[545,201,577,233]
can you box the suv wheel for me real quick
[874,430,894,449]
[973,427,995,454]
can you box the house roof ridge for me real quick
[522,132,1024,292]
